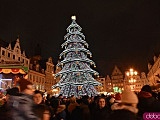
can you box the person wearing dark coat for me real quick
[92,97,110,120]
[137,85,159,119]
[7,79,39,120]
[76,96,91,120]
[70,96,91,120]
[109,86,139,120]
[50,98,66,120]
[0,87,19,120]
[88,96,99,117]
[70,99,83,120]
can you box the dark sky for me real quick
[0,0,160,76]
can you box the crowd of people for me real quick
[0,78,160,120]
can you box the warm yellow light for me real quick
[126,72,129,76]
[130,71,134,76]
[134,71,138,75]
[127,68,138,76]
[129,78,136,83]
[71,16,76,20]
[130,68,133,72]
[126,68,137,91]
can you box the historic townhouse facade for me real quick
[28,55,56,92]
[28,55,46,91]
[124,72,148,92]
[0,38,56,92]
[0,38,29,89]
[0,38,29,67]
[28,69,45,91]
[100,65,149,93]
[105,75,112,92]
[111,65,124,93]
[147,55,160,86]
[45,57,56,92]
[96,77,106,93]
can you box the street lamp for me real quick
[126,68,138,91]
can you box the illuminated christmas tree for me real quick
[52,16,101,97]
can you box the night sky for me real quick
[0,0,160,76]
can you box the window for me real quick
[33,76,35,81]
[39,78,41,83]
[26,60,28,64]
[2,50,5,55]
[36,76,38,82]
[8,53,10,57]
[18,57,20,61]
[30,75,32,80]
[13,55,15,59]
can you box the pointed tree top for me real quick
[71,16,76,20]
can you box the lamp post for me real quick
[126,68,138,91]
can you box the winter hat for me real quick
[114,93,121,103]
[141,85,152,93]
[18,78,33,92]
[121,86,138,104]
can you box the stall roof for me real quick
[0,64,28,74]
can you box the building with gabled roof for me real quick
[0,37,29,89]
[111,65,124,93]
[147,54,160,90]
[0,37,29,67]
[0,37,56,92]
[98,65,149,93]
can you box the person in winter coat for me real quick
[67,96,79,113]
[70,96,91,120]
[50,98,66,120]
[92,97,110,120]
[69,98,83,120]
[33,90,51,120]
[109,86,139,120]
[137,85,159,118]
[7,78,39,120]
[0,87,20,120]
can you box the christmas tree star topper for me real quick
[71,16,76,20]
